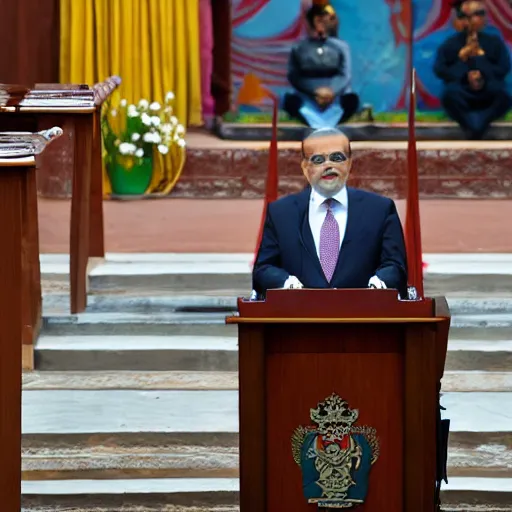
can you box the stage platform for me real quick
[34,131,512,200]
[171,132,512,199]
[216,110,512,141]
[216,120,512,142]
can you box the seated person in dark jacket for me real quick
[434,0,511,139]
[283,4,359,129]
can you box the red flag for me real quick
[405,68,424,298]
[236,73,279,258]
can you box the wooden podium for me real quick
[227,289,450,512]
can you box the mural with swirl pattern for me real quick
[231,0,512,112]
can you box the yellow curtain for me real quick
[59,0,201,195]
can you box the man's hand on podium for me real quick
[368,275,387,289]
[283,276,304,289]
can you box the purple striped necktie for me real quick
[319,198,340,282]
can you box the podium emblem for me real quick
[291,393,379,508]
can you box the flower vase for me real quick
[108,155,153,196]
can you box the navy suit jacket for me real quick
[253,187,408,296]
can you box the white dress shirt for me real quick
[280,186,386,290]
[309,186,348,257]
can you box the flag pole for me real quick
[404,0,424,298]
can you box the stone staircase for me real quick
[22,254,512,511]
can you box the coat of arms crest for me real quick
[291,393,379,509]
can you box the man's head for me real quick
[453,0,487,32]
[452,0,469,31]
[465,0,487,31]
[306,3,338,39]
[301,128,352,197]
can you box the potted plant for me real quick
[102,91,186,196]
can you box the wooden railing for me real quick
[0,76,121,314]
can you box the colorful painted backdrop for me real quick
[231,0,512,111]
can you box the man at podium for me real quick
[253,128,407,297]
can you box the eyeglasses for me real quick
[308,151,348,165]
[457,9,486,19]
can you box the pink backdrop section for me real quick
[199,0,215,124]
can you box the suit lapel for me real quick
[332,187,365,282]
[296,187,327,282]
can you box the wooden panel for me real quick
[36,114,75,198]
[433,297,451,382]
[0,113,37,132]
[0,167,24,512]
[70,114,93,313]
[89,108,105,257]
[0,0,60,86]
[21,165,42,369]
[236,289,435,320]
[265,324,404,512]
[268,324,402,354]
[404,325,437,511]
[211,0,231,115]
[239,324,267,512]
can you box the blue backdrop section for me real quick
[231,0,512,112]
[333,0,406,111]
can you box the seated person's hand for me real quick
[315,87,334,107]
[283,276,304,289]
[368,275,387,289]
[468,70,484,90]
[459,41,480,61]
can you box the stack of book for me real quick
[0,127,63,157]
[0,76,121,109]
[0,84,30,107]
[0,83,94,108]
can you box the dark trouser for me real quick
[283,91,360,126]
[441,82,511,139]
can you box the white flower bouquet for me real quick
[102,91,186,170]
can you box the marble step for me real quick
[40,310,512,339]
[35,336,238,371]
[42,294,512,316]
[21,478,239,510]
[22,443,239,481]
[22,390,239,436]
[442,371,512,392]
[448,432,512,478]
[23,371,239,391]
[34,335,512,372]
[446,341,512,372]
[447,298,512,315]
[441,477,512,510]
[449,314,512,340]
[41,253,512,296]
[42,253,253,293]
[22,369,512,393]
[21,433,512,481]
[22,390,512,437]
[42,312,237,337]
[43,293,243,316]
[19,477,512,511]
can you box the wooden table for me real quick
[0,77,121,314]
[0,128,63,369]
[0,156,36,511]
[0,106,97,314]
